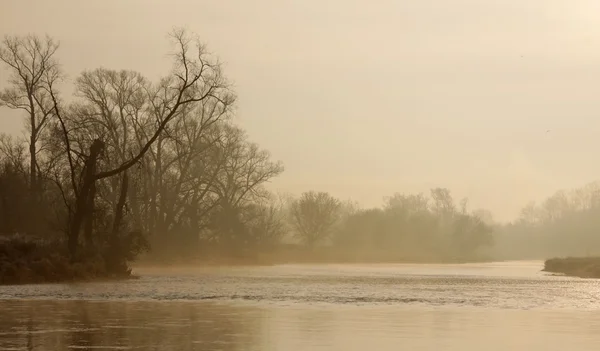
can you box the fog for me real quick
[6,3,600,351]
[3,1,600,223]
[3,1,600,273]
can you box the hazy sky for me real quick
[2,0,600,221]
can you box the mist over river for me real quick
[2,261,600,350]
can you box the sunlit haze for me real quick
[2,1,600,221]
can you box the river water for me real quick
[1,261,600,350]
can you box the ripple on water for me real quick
[0,261,599,310]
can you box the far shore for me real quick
[543,257,600,278]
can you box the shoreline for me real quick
[1,259,501,286]
[542,257,600,278]
[1,246,531,286]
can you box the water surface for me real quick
[2,261,600,350]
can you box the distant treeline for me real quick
[492,181,600,260]
[0,31,596,283]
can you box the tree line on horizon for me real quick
[493,181,600,260]
[0,31,594,282]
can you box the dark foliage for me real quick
[0,235,112,284]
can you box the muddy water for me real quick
[2,261,600,350]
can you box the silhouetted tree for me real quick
[0,35,61,235]
[0,29,289,280]
[290,191,341,248]
[242,194,288,250]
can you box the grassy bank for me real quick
[0,235,134,285]
[543,257,600,278]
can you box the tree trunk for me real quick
[28,98,37,196]
[29,135,36,195]
[127,174,142,231]
[106,171,129,273]
[112,172,128,235]
[68,139,104,259]
[83,180,96,248]
[28,122,38,236]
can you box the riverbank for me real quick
[2,237,491,285]
[0,236,134,285]
[543,257,600,278]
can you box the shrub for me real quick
[0,234,134,285]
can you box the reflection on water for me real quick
[2,301,600,350]
[2,262,600,350]
[0,300,262,351]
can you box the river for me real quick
[1,261,600,350]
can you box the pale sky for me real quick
[2,0,600,221]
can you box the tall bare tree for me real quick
[0,35,60,195]
[137,92,233,237]
[204,124,283,248]
[48,29,233,259]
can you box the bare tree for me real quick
[241,194,288,249]
[137,91,233,237]
[69,68,152,247]
[290,191,341,249]
[212,125,283,209]
[48,29,233,259]
[0,35,60,195]
[0,134,27,176]
[205,124,283,247]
